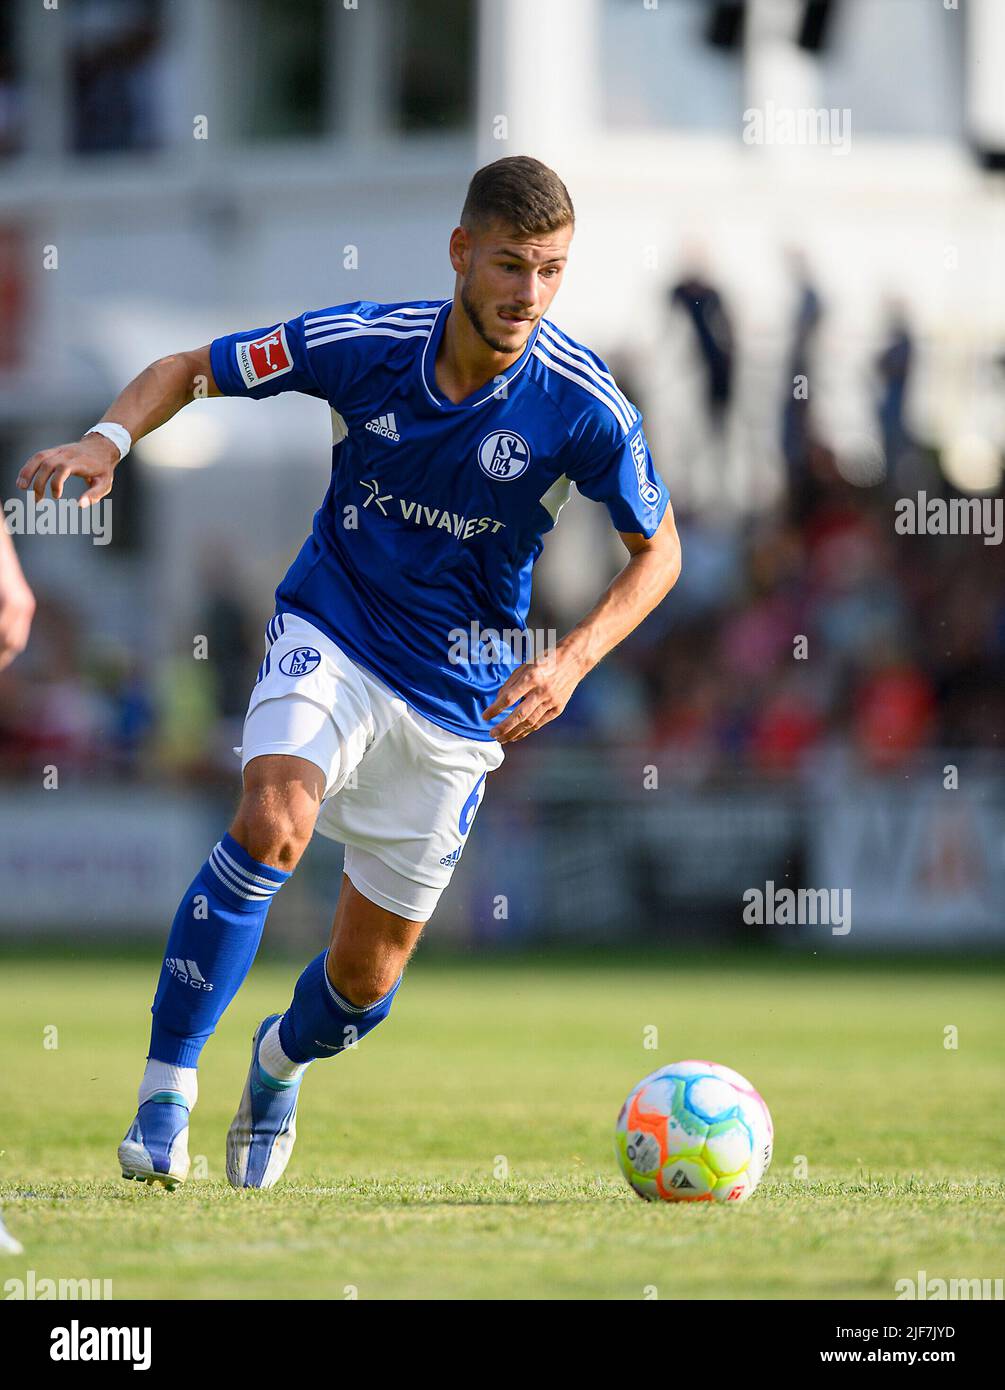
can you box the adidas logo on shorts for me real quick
[439,846,462,867]
[365,412,401,442]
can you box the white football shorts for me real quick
[237,614,504,921]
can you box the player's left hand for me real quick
[482,645,589,744]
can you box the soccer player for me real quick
[18,157,681,1190]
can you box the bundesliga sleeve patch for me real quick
[235,324,294,388]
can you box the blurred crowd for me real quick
[0,563,259,784]
[2,262,1003,785]
[546,458,1005,776]
[4,470,1002,788]
[532,265,1004,776]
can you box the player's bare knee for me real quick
[230,792,315,872]
[325,951,397,1009]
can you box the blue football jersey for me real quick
[210,299,669,740]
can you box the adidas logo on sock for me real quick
[365,412,401,442]
[165,958,214,992]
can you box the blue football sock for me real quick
[277,950,401,1065]
[148,833,290,1067]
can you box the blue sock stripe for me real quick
[208,835,289,900]
[214,845,285,892]
[218,833,289,884]
[208,849,276,902]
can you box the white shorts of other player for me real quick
[237,614,504,921]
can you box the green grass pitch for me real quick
[1,950,1002,1300]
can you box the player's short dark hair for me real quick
[460,156,575,237]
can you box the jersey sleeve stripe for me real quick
[305,325,434,351]
[538,321,637,424]
[304,307,440,332]
[532,344,637,434]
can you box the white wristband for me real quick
[86,421,132,462]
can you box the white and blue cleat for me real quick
[226,1015,304,1190]
[118,1093,191,1190]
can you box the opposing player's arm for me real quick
[17,344,219,506]
[484,502,681,744]
[0,525,36,670]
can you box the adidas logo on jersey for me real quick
[165,958,213,991]
[439,846,462,867]
[365,412,401,442]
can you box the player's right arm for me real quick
[16,345,219,506]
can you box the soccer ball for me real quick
[615,1059,773,1204]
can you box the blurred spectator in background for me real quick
[669,260,735,436]
[0,228,28,373]
[0,51,23,158]
[197,546,261,771]
[198,548,259,722]
[1,591,105,775]
[875,301,917,489]
[95,645,156,775]
[69,0,166,154]
[780,249,824,502]
[153,636,219,783]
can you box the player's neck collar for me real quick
[420,301,541,411]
